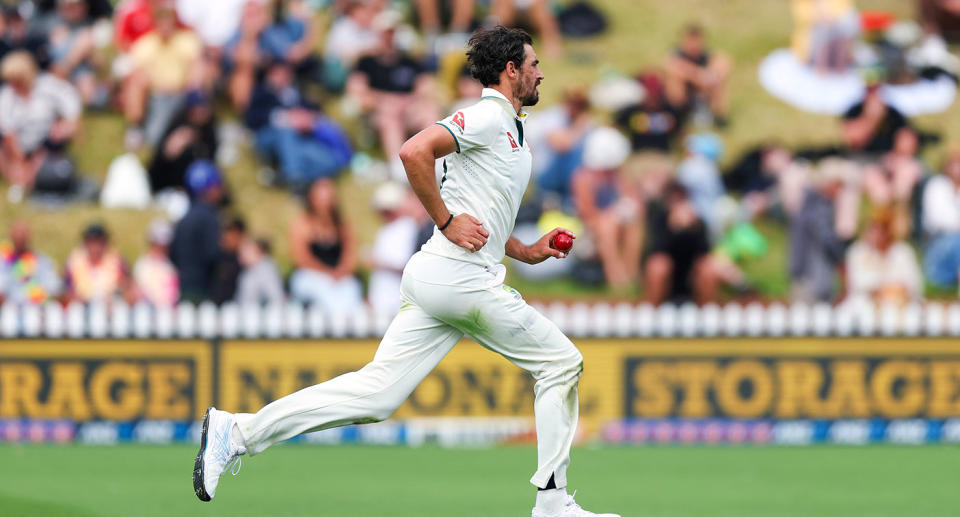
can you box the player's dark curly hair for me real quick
[466,26,533,87]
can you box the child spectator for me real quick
[0,221,62,304]
[133,219,179,307]
[0,51,81,203]
[677,133,726,237]
[289,178,363,314]
[64,223,133,303]
[236,237,285,306]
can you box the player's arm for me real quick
[505,229,575,264]
[399,124,489,252]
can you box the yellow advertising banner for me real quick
[0,340,212,421]
[219,338,960,428]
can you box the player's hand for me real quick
[526,228,576,264]
[441,214,489,252]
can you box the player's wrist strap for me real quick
[438,213,454,231]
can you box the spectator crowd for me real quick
[1,0,960,312]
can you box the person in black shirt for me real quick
[346,12,438,181]
[615,73,685,151]
[644,181,719,304]
[842,84,912,155]
[664,24,732,125]
[148,90,218,193]
[169,161,224,303]
[212,217,246,305]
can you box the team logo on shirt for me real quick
[506,131,519,149]
[452,111,465,131]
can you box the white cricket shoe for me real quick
[193,407,245,501]
[532,492,621,517]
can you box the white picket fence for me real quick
[1,299,959,338]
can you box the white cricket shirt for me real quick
[421,88,532,268]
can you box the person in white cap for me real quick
[571,126,642,288]
[367,181,420,316]
[194,26,620,517]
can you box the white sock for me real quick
[229,423,247,454]
[535,488,568,515]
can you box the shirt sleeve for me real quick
[436,101,500,153]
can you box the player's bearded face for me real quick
[518,45,543,106]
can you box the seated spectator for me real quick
[170,161,224,302]
[665,24,732,126]
[236,237,285,306]
[48,0,100,106]
[212,217,245,305]
[323,0,382,92]
[225,0,318,109]
[922,149,960,289]
[133,218,179,307]
[123,4,202,147]
[490,0,563,57]
[147,89,217,193]
[289,178,363,314]
[921,0,960,42]
[863,127,925,208]
[528,85,592,208]
[0,221,62,304]
[789,162,852,302]
[571,127,642,288]
[64,223,134,303]
[245,59,350,190]
[415,0,474,54]
[644,182,718,305]
[615,72,685,152]
[842,84,912,155]
[845,210,922,305]
[723,142,793,217]
[368,181,419,316]
[174,0,246,49]
[791,0,858,73]
[114,0,160,53]
[346,11,439,181]
[0,7,52,68]
[0,51,81,203]
[677,133,726,236]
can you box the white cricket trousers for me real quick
[233,251,584,488]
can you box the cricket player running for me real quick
[193,26,620,517]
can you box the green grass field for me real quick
[0,444,956,516]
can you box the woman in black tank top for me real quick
[288,178,363,312]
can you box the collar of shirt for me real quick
[480,87,528,122]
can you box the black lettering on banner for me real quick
[408,370,452,413]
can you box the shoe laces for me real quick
[566,490,582,511]
[228,456,242,476]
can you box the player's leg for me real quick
[194,301,463,501]
[234,305,462,453]
[421,283,619,517]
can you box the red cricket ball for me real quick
[551,232,574,253]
